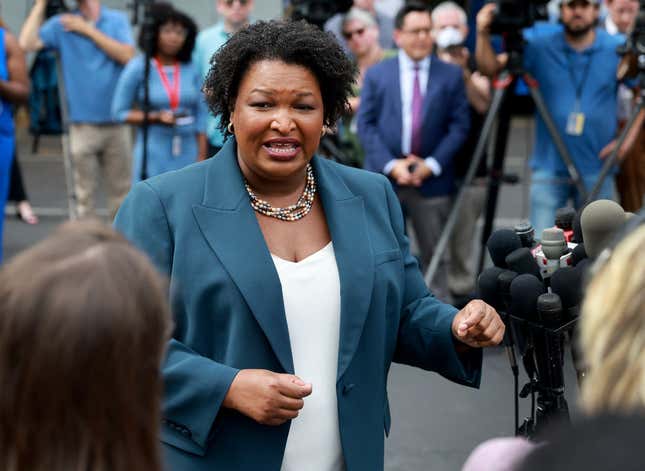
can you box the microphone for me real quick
[570,243,587,266]
[551,264,588,383]
[477,267,505,310]
[554,207,576,243]
[514,221,537,249]
[487,229,523,268]
[572,206,585,243]
[580,199,626,258]
[509,274,546,378]
[535,293,566,394]
[535,228,573,279]
[505,247,542,280]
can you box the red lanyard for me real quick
[153,58,181,111]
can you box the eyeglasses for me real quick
[342,27,366,40]
[224,0,249,6]
[401,27,432,36]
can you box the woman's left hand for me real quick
[451,300,505,348]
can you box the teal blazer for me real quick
[114,139,482,471]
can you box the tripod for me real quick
[130,0,156,181]
[424,45,588,286]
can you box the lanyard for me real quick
[565,49,593,105]
[153,58,181,111]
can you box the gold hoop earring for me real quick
[227,122,234,134]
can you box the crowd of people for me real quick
[0,0,644,470]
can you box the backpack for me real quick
[28,49,63,137]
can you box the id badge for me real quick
[172,135,182,157]
[566,112,585,136]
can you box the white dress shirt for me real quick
[383,50,442,177]
[274,242,345,471]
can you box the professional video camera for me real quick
[288,0,352,28]
[46,0,68,18]
[490,0,550,36]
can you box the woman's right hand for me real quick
[223,369,312,426]
[157,110,176,126]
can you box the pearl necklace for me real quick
[244,164,316,222]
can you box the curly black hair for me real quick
[203,20,357,136]
[137,2,197,63]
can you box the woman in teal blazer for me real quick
[114,20,504,471]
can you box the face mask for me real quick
[435,26,465,49]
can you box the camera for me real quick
[489,0,550,35]
[288,0,352,28]
[46,0,68,18]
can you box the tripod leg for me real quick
[586,100,644,204]
[424,80,509,286]
[525,76,588,201]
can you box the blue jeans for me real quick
[530,170,616,237]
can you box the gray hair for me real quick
[342,7,378,29]
[431,1,467,26]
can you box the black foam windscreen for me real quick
[509,274,546,322]
[550,266,584,310]
[571,243,587,266]
[487,229,523,268]
[555,207,576,231]
[505,247,542,280]
[572,206,585,243]
[477,267,505,310]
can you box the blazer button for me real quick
[343,383,355,395]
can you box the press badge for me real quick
[566,109,585,136]
[172,135,182,157]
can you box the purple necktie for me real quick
[411,64,424,156]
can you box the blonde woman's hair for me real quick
[580,224,645,415]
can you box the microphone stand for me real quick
[129,0,156,181]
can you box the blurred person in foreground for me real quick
[115,19,504,471]
[0,220,171,471]
[338,7,395,167]
[432,1,492,304]
[358,1,470,301]
[477,0,625,235]
[0,18,29,263]
[463,223,645,471]
[193,0,254,157]
[112,3,207,183]
[19,0,135,218]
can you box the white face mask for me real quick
[435,26,465,49]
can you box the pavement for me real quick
[3,118,582,471]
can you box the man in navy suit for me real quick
[357,1,470,301]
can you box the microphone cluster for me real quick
[478,200,632,437]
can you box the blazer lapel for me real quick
[390,57,403,153]
[313,158,375,381]
[192,140,294,374]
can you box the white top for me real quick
[273,242,345,471]
[383,50,441,177]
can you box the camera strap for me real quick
[153,58,181,111]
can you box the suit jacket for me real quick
[114,139,482,471]
[357,55,470,198]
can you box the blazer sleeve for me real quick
[114,182,239,456]
[382,177,482,387]
[430,69,471,170]
[357,67,398,174]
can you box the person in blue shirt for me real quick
[19,0,136,219]
[112,3,206,184]
[192,0,254,157]
[0,23,29,263]
[476,0,625,235]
